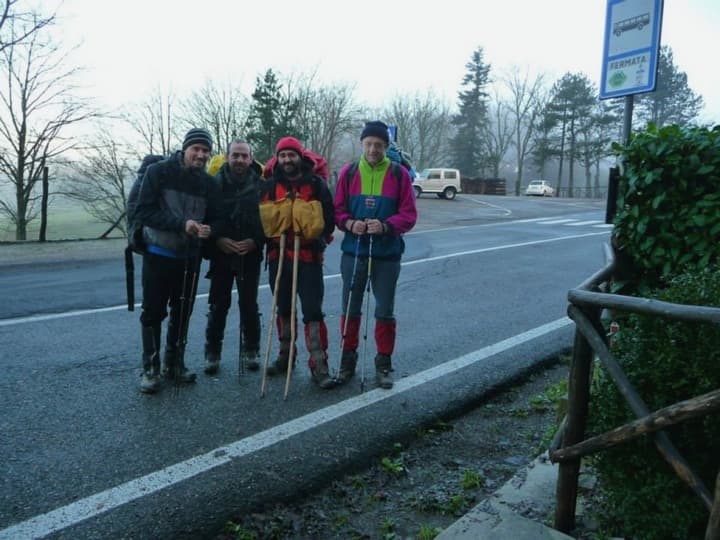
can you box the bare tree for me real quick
[0,1,54,54]
[0,21,96,240]
[178,78,252,155]
[292,75,360,173]
[60,126,135,234]
[483,88,514,178]
[124,86,178,157]
[501,66,548,195]
[381,91,454,170]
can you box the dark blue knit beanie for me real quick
[182,128,213,151]
[360,121,389,144]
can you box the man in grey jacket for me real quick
[134,128,222,394]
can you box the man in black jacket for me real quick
[134,128,222,394]
[203,140,265,376]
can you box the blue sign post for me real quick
[600,0,663,225]
[387,125,398,142]
[600,0,663,100]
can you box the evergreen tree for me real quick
[578,100,621,197]
[540,72,596,196]
[634,45,704,128]
[246,69,303,163]
[449,47,491,178]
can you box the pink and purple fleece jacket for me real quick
[334,155,417,260]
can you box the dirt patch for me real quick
[214,361,573,540]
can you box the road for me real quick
[0,194,612,539]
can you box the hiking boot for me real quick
[336,350,358,385]
[305,321,336,390]
[140,325,161,394]
[375,354,394,389]
[140,371,161,394]
[265,353,294,377]
[311,361,336,389]
[163,348,197,384]
[204,344,221,375]
[266,315,295,376]
[241,350,260,372]
[204,305,226,375]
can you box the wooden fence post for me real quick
[554,322,593,533]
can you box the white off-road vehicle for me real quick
[412,168,462,200]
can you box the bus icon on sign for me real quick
[613,13,650,36]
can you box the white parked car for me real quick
[524,180,554,197]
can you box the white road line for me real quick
[593,223,614,228]
[535,218,576,224]
[402,231,608,267]
[0,317,572,540]
[0,231,609,327]
[565,220,604,226]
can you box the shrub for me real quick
[588,269,720,540]
[612,123,720,293]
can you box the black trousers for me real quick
[207,253,262,350]
[140,252,201,349]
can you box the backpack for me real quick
[124,154,164,311]
[387,141,417,179]
[263,149,329,181]
[126,154,165,255]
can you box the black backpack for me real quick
[127,154,165,254]
[124,154,164,311]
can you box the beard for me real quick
[282,162,300,177]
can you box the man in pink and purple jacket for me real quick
[333,120,418,389]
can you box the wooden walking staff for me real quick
[260,233,286,398]
[284,234,300,400]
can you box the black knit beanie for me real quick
[182,128,213,151]
[360,121,389,145]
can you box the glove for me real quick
[292,198,324,239]
[259,197,293,238]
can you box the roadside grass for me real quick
[218,358,570,540]
[0,207,122,242]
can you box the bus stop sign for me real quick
[600,0,663,99]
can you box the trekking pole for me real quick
[174,240,202,396]
[335,234,361,380]
[124,245,135,311]
[284,234,300,400]
[359,234,374,393]
[238,253,245,380]
[261,233,286,398]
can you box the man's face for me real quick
[184,144,211,170]
[277,150,301,177]
[227,142,252,176]
[361,136,387,166]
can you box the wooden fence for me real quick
[550,242,720,540]
[461,177,506,195]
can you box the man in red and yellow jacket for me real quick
[259,137,335,388]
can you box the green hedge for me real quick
[589,270,720,540]
[612,124,720,293]
[587,122,720,539]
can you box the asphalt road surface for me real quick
[0,194,612,539]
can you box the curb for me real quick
[436,452,574,540]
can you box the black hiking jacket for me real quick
[135,151,222,256]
